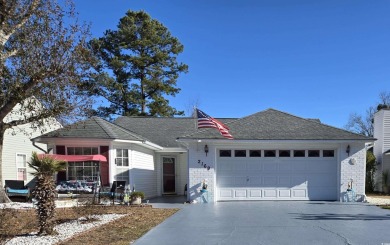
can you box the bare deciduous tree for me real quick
[0,0,94,202]
[345,91,390,137]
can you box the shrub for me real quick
[130,191,145,199]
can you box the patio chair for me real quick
[4,180,30,201]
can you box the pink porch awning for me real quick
[39,154,107,162]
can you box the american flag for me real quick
[196,109,233,139]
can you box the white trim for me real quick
[15,153,27,181]
[113,139,163,150]
[177,139,375,144]
[157,147,187,153]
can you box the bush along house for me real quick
[32,108,374,202]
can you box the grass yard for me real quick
[0,205,178,245]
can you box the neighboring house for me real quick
[2,99,62,187]
[374,108,390,190]
[33,109,374,202]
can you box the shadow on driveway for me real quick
[291,212,390,221]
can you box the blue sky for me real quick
[74,0,389,128]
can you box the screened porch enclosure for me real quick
[67,161,100,182]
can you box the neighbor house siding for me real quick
[374,111,385,164]
[384,111,390,153]
[2,123,58,187]
[131,144,157,198]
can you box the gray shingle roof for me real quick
[178,109,374,141]
[39,116,147,141]
[38,109,373,147]
[114,117,199,147]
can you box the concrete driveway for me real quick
[134,201,390,245]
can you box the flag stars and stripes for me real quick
[196,109,233,139]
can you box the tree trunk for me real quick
[0,132,12,203]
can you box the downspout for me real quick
[31,139,48,154]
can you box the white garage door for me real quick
[216,150,337,201]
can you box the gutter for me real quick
[113,139,163,150]
[176,138,376,144]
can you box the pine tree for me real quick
[89,10,188,119]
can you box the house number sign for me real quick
[198,160,211,170]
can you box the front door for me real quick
[163,157,176,193]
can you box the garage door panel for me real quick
[263,189,277,198]
[279,162,291,172]
[291,162,306,172]
[308,161,335,173]
[248,176,261,186]
[247,161,262,172]
[217,176,229,187]
[249,189,262,198]
[307,174,337,187]
[279,189,291,198]
[234,177,247,187]
[263,176,278,186]
[263,162,277,172]
[292,189,307,198]
[291,175,307,187]
[219,189,233,198]
[217,155,337,201]
[218,162,234,172]
[234,189,247,198]
[278,176,291,187]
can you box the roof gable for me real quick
[39,117,146,141]
[178,109,374,141]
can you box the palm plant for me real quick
[28,152,66,235]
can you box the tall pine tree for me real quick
[90,11,188,119]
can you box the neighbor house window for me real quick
[293,150,305,157]
[264,150,276,157]
[116,149,129,166]
[16,154,27,181]
[234,150,246,157]
[323,150,335,157]
[219,150,231,157]
[249,150,262,157]
[279,150,291,157]
[308,150,320,157]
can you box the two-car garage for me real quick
[216,149,338,201]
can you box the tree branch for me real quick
[0,0,40,46]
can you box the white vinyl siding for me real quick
[384,111,390,153]
[2,122,60,186]
[131,145,157,198]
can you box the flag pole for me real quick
[194,106,198,130]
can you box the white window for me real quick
[67,147,98,155]
[116,149,129,166]
[16,154,27,181]
[68,162,99,182]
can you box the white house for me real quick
[374,108,390,190]
[2,99,62,187]
[33,108,374,202]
